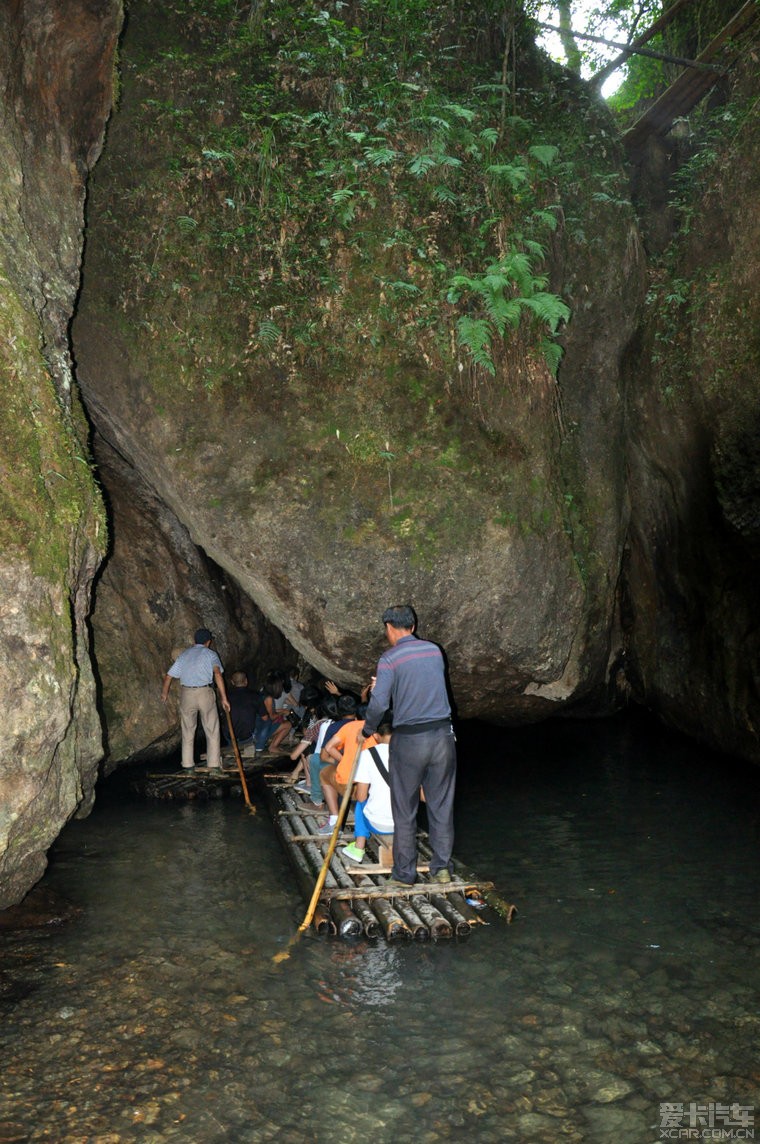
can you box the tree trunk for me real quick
[557,0,582,72]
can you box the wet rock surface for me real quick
[0,0,122,907]
[624,60,760,764]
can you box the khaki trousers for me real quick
[179,685,221,768]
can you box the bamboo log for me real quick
[410,894,453,939]
[370,896,411,941]
[280,817,338,888]
[281,797,356,893]
[350,872,396,940]
[392,897,430,940]
[417,838,517,922]
[329,897,363,938]
[350,897,382,939]
[429,893,471,937]
[447,891,489,927]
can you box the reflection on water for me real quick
[1,713,759,1143]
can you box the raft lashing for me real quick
[262,775,516,941]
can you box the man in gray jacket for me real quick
[161,628,230,771]
[361,605,456,886]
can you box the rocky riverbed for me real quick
[1,717,758,1143]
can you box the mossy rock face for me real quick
[0,0,120,907]
[625,58,760,763]
[0,279,106,908]
[74,0,641,730]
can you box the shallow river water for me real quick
[1,713,759,1144]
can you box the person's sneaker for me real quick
[317,819,337,835]
[294,781,310,793]
[241,745,256,759]
[431,868,452,884]
[342,843,364,863]
[386,877,413,889]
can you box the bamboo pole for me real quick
[536,20,726,74]
[321,880,494,902]
[277,817,335,935]
[273,737,365,963]
[224,709,256,814]
[589,0,694,86]
[623,0,759,151]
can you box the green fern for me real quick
[540,337,564,378]
[432,185,458,204]
[487,162,529,190]
[257,319,282,347]
[408,153,437,176]
[528,144,559,168]
[364,145,400,166]
[448,248,569,376]
[456,316,495,375]
[442,102,476,123]
[523,293,571,334]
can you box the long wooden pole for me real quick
[589,0,694,86]
[273,735,365,964]
[224,708,256,814]
[297,736,364,932]
[536,21,726,74]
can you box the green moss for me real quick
[0,279,106,584]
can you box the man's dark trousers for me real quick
[389,724,457,883]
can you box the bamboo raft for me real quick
[131,757,271,802]
[261,774,516,941]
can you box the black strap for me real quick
[369,746,390,786]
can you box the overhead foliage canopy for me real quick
[531,0,750,110]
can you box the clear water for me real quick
[1,713,759,1143]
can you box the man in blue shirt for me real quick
[361,605,456,886]
[161,628,230,771]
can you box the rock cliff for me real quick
[624,62,760,761]
[73,0,642,736]
[0,0,121,907]
[1,0,759,911]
